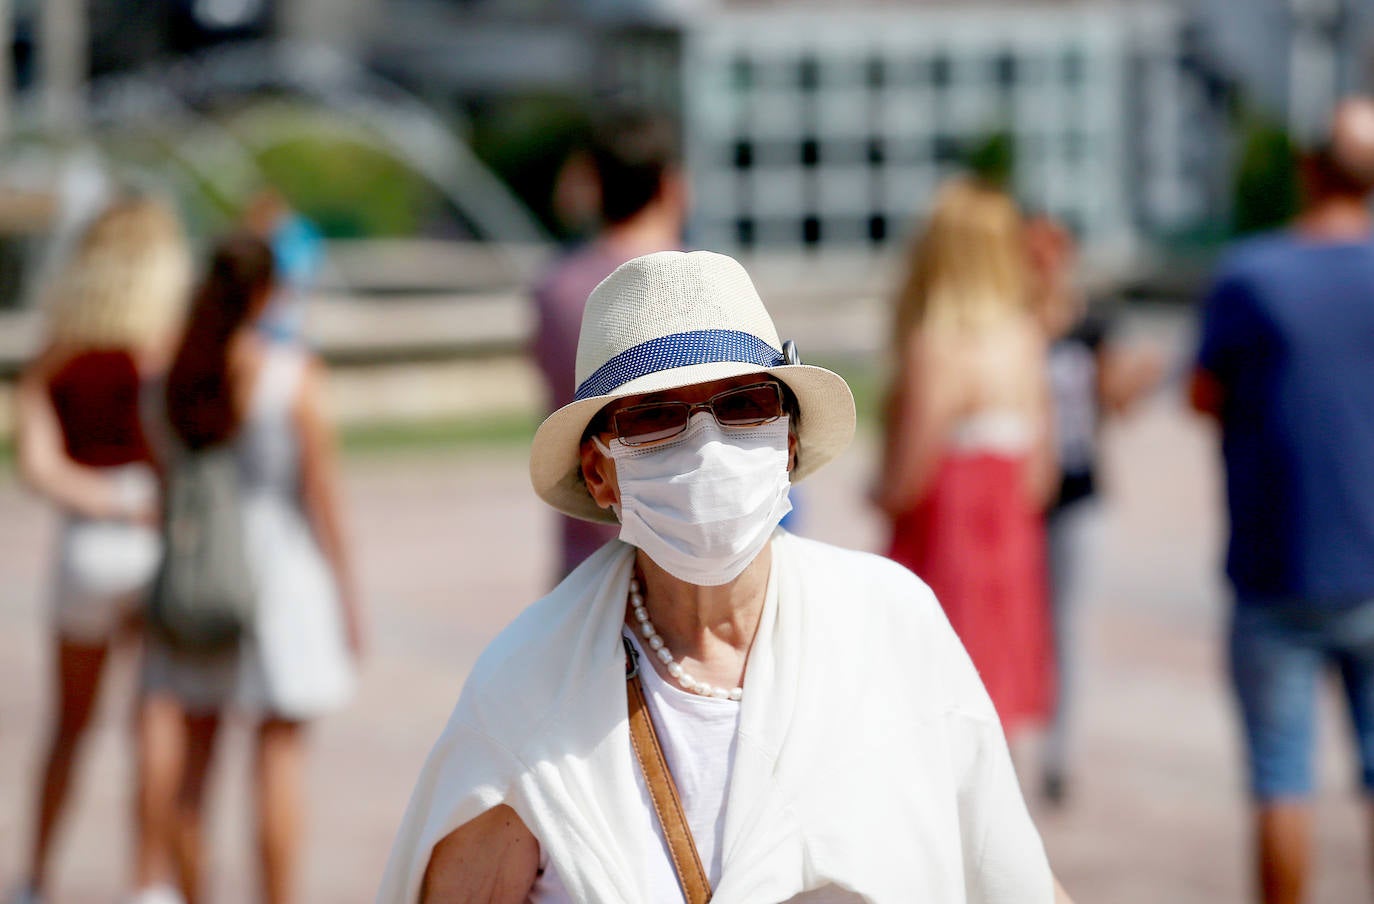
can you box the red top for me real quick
[47,350,153,468]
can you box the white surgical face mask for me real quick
[595,412,793,586]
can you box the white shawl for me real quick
[376,532,1052,903]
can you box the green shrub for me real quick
[965,131,1015,189]
[468,94,590,239]
[255,135,435,238]
[1232,119,1300,236]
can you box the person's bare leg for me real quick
[133,694,186,892]
[22,638,109,897]
[1255,801,1312,904]
[173,712,221,904]
[255,718,306,904]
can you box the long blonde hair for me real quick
[891,178,1027,345]
[43,196,193,350]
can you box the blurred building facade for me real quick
[1191,0,1373,141]
[680,4,1220,261]
[372,0,1228,263]
[0,0,1369,266]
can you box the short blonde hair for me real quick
[44,196,193,350]
[892,178,1027,344]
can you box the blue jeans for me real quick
[1229,597,1374,800]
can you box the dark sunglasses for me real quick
[607,381,786,446]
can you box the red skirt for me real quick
[887,452,1052,734]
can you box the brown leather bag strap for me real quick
[624,636,713,904]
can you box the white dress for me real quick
[143,345,355,720]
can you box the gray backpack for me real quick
[147,444,255,653]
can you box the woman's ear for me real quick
[787,429,798,473]
[580,439,620,511]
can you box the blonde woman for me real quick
[872,178,1056,738]
[10,198,191,904]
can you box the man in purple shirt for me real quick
[531,109,686,579]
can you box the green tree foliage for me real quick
[964,131,1015,189]
[468,94,590,240]
[255,136,435,238]
[1232,119,1300,236]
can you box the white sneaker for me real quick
[123,885,185,904]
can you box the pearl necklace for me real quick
[629,576,744,702]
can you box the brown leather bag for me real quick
[624,636,713,904]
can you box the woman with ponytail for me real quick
[140,235,363,904]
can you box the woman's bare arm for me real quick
[293,358,365,658]
[15,347,144,520]
[420,805,541,904]
[871,331,961,518]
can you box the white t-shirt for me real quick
[530,631,741,903]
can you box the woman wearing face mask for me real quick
[377,251,1075,904]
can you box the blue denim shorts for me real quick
[1229,598,1374,800]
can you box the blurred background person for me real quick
[241,188,325,346]
[872,177,1056,744]
[530,105,687,581]
[9,196,191,904]
[1026,212,1165,805]
[1190,97,1374,904]
[140,235,363,904]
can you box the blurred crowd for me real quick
[9,95,1374,904]
[10,197,360,904]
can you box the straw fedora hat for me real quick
[530,250,856,523]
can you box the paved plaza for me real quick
[0,355,1368,902]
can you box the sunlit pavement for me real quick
[1,325,1367,902]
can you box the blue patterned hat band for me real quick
[573,328,784,402]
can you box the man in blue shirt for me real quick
[1192,97,1374,904]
